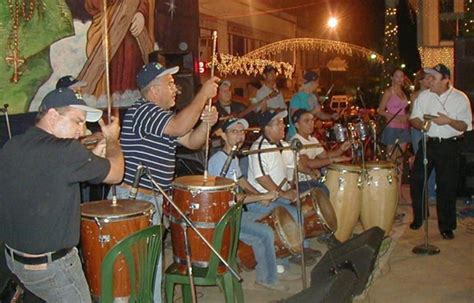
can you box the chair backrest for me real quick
[204,203,243,279]
[100,225,163,303]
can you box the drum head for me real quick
[364,161,396,170]
[173,175,235,191]
[312,189,338,231]
[273,207,301,254]
[327,163,361,173]
[80,200,154,219]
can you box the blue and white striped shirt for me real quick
[121,99,178,190]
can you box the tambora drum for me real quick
[170,175,236,273]
[80,200,155,299]
[360,161,399,236]
[300,188,337,238]
[323,163,362,242]
[257,206,301,258]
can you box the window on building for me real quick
[439,0,454,13]
[231,35,245,56]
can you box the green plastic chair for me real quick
[100,225,164,303]
[164,203,244,303]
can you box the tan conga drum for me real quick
[324,163,362,242]
[170,175,236,274]
[257,206,301,258]
[360,161,399,236]
[80,200,155,299]
[300,188,338,238]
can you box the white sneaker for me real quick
[255,280,289,291]
[278,270,301,281]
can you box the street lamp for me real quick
[328,17,338,29]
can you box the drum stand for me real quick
[144,169,243,302]
[412,131,440,255]
[1,104,12,139]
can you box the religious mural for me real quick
[0,0,156,114]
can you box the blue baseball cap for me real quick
[221,118,249,132]
[40,88,102,122]
[257,110,288,128]
[136,62,179,89]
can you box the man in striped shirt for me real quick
[113,62,219,302]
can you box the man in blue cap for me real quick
[0,88,124,302]
[114,62,219,302]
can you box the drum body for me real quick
[257,206,301,258]
[236,241,257,271]
[300,188,338,238]
[326,123,348,143]
[324,163,362,242]
[170,175,235,273]
[355,120,370,141]
[80,200,154,298]
[360,161,399,236]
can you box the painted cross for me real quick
[5,49,25,83]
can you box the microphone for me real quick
[220,145,238,177]
[290,138,303,151]
[129,163,144,200]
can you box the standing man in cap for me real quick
[255,65,287,113]
[0,88,124,302]
[56,75,87,95]
[208,117,298,290]
[114,62,219,302]
[409,64,472,239]
[288,71,338,138]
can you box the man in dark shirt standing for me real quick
[0,88,124,302]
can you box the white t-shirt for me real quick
[247,136,295,193]
[291,133,324,181]
[255,85,287,110]
[411,87,472,138]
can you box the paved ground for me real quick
[162,189,474,303]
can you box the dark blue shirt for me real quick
[121,99,178,190]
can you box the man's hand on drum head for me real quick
[339,141,352,152]
[280,189,297,202]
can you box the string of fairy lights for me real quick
[382,5,400,87]
[464,0,474,36]
[207,53,295,79]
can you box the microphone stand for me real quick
[292,144,307,289]
[1,104,12,139]
[144,169,243,293]
[412,127,440,255]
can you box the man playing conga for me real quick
[0,88,124,302]
[113,62,219,302]
[290,109,351,193]
[208,118,298,290]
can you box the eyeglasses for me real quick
[227,129,245,135]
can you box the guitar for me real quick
[235,90,280,119]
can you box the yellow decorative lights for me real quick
[207,53,295,79]
[242,38,384,64]
[418,47,453,71]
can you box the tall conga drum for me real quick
[170,175,236,273]
[80,200,155,299]
[324,163,362,242]
[360,161,399,236]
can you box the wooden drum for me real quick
[360,161,399,236]
[80,200,155,299]
[258,206,301,258]
[301,188,338,238]
[170,175,236,273]
[324,163,362,242]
